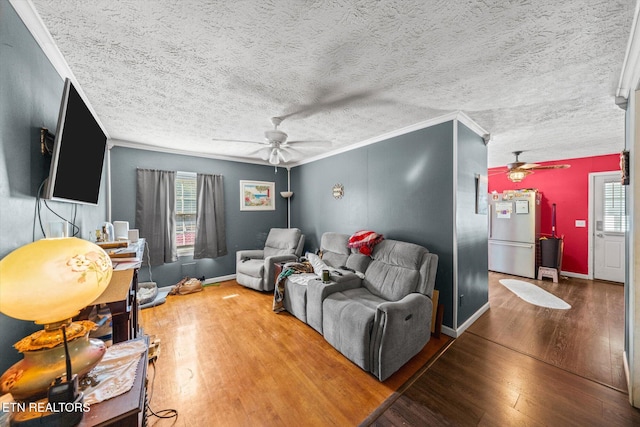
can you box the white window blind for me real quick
[603,181,626,233]
[176,171,197,254]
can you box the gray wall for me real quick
[291,122,459,326]
[455,122,489,325]
[0,0,108,372]
[109,147,288,286]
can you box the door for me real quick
[593,173,626,282]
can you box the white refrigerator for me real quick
[488,190,541,278]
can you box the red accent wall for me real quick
[488,154,620,275]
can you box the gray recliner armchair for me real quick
[236,228,305,291]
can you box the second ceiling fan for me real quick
[503,151,570,182]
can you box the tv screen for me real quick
[45,78,107,205]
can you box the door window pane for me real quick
[603,181,626,233]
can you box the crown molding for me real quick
[108,138,270,167]
[455,111,491,143]
[617,1,640,104]
[292,111,489,167]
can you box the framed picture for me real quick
[240,180,275,211]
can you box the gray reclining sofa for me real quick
[282,232,438,381]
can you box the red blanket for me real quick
[348,230,384,256]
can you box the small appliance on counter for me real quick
[113,221,129,240]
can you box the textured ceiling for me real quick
[28,0,636,167]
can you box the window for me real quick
[603,181,626,233]
[176,171,197,255]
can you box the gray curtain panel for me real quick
[136,169,177,265]
[194,173,227,259]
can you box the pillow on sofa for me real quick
[307,253,330,276]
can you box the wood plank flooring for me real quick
[367,333,640,426]
[365,272,640,426]
[140,280,451,426]
[469,272,626,390]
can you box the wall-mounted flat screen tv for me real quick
[45,78,107,205]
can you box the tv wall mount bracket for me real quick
[40,127,55,156]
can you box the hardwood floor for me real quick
[365,272,640,426]
[141,273,639,426]
[469,272,626,390]
[139,280,451,426]
[367,333,640,426]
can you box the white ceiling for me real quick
[23,0,637,168]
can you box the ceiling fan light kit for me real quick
[269,148,281,165]
[507,169,532,182]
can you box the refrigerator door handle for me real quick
[489,240,534,249]
[489,204,493,238]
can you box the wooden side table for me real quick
[78,339,148,427]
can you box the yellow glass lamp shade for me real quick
[0,238,112,399]
[0,237,112,324]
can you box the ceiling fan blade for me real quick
[247,146,272,160]
[519,163,540,169]
[285,140,332,147]
[531,164,571,170]
[279,88,379,121]
[211,137,267,145]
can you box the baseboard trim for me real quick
[203,274,236,285]
[441,302,491,338]
[441,325,457,338]
[560,271,589,280]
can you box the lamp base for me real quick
[0,334,105,400]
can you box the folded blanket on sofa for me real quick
[272,261,314,312]
[348,230,384,256]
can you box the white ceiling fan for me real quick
[212,116,329,165]
[500,151,571,182]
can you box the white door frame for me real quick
[588,171,622,280]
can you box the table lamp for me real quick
[0,237,112,402]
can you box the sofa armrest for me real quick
[330,271,360,283]
[306,276,362,334]
[264,254,300,289]
[370,293,433,381]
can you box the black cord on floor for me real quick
[147,358,178,424]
